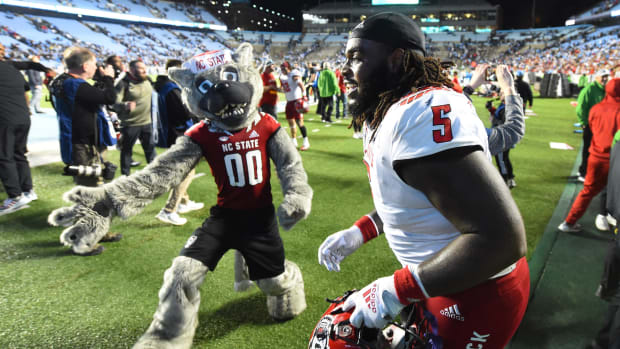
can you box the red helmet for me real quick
[308,290,379,349]
[308,291,442,349]
[295,97,310,114]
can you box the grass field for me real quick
[0,94,583,348]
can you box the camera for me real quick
[63,161,117,181]
[485,66,497,81]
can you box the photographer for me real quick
[58,47,121,254]
[59,47,117,186]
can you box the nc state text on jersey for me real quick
[221,139,260,152]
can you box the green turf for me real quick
[0,95,582,348]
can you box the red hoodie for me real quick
[589,78,620,160]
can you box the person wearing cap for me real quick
[576,69,610,182]
[259,60,278,119]
[317,12,529,347]
[514,71,533,114]
[279,62,310,150]
[317,61,340,123]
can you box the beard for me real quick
[348,63,392,120]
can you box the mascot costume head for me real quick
[169,44,262,131]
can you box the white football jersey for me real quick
[363,86,490,267]
[280,74,303,101]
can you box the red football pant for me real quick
[422,258,530,349]
[566,155,610,225]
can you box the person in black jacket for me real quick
[0,43,55,216]
[60,47,117,187]
[515,71,533,113]
[57,47,122,254]
[153,59,203,225]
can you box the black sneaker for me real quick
[74,245,105,256]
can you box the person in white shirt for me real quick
[317,12,529,348]
[279,62,310,151]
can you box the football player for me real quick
[279,62,310,150]
[318,12,530,348]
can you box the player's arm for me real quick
[393,146,527,296]
[318,209,385,272]
[296,80,305,97]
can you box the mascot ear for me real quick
[234,43,254,67]
[169,67,194,89]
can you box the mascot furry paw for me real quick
[49,43,312,349]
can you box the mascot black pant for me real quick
[0,123,32,198]
[180,204,285,280]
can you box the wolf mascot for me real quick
[48,44,312,348]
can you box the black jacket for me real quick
[515,77,533,108]
[0,61,30,125]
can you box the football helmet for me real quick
[295,97,310,114]
[308,291,442,349]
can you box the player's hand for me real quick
[496,65,517,96]
[342,275,406,329]
[318,226,364,271]
[468,63,489,90]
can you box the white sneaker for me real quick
[507,178,517,189]
[300,138,310,151]
[177,200,204,214]
[608,214,617,227]
[352,132,363,139]
[23,190,37,202]
[156,209,187,226]
[0,195,30,216]
[292,137,298,148]
[596,214,611,231]
[558,221,582,233]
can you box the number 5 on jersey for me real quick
[431,104,453,143]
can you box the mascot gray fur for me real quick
[48,43,312,348]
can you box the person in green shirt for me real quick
[317,62,340,123]
[576,69,609,181]
[114,60,157,176]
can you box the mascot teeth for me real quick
[219,105,245,119]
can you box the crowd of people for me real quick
[1,4,620,348]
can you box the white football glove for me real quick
[342,275,406,329]
[318,225,364,272]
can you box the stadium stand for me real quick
[0,0,617,88]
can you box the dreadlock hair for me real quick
[352,49,454,131]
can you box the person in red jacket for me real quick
[334,68,347,119]
[259,60,278,119]
[559,78,620,232]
